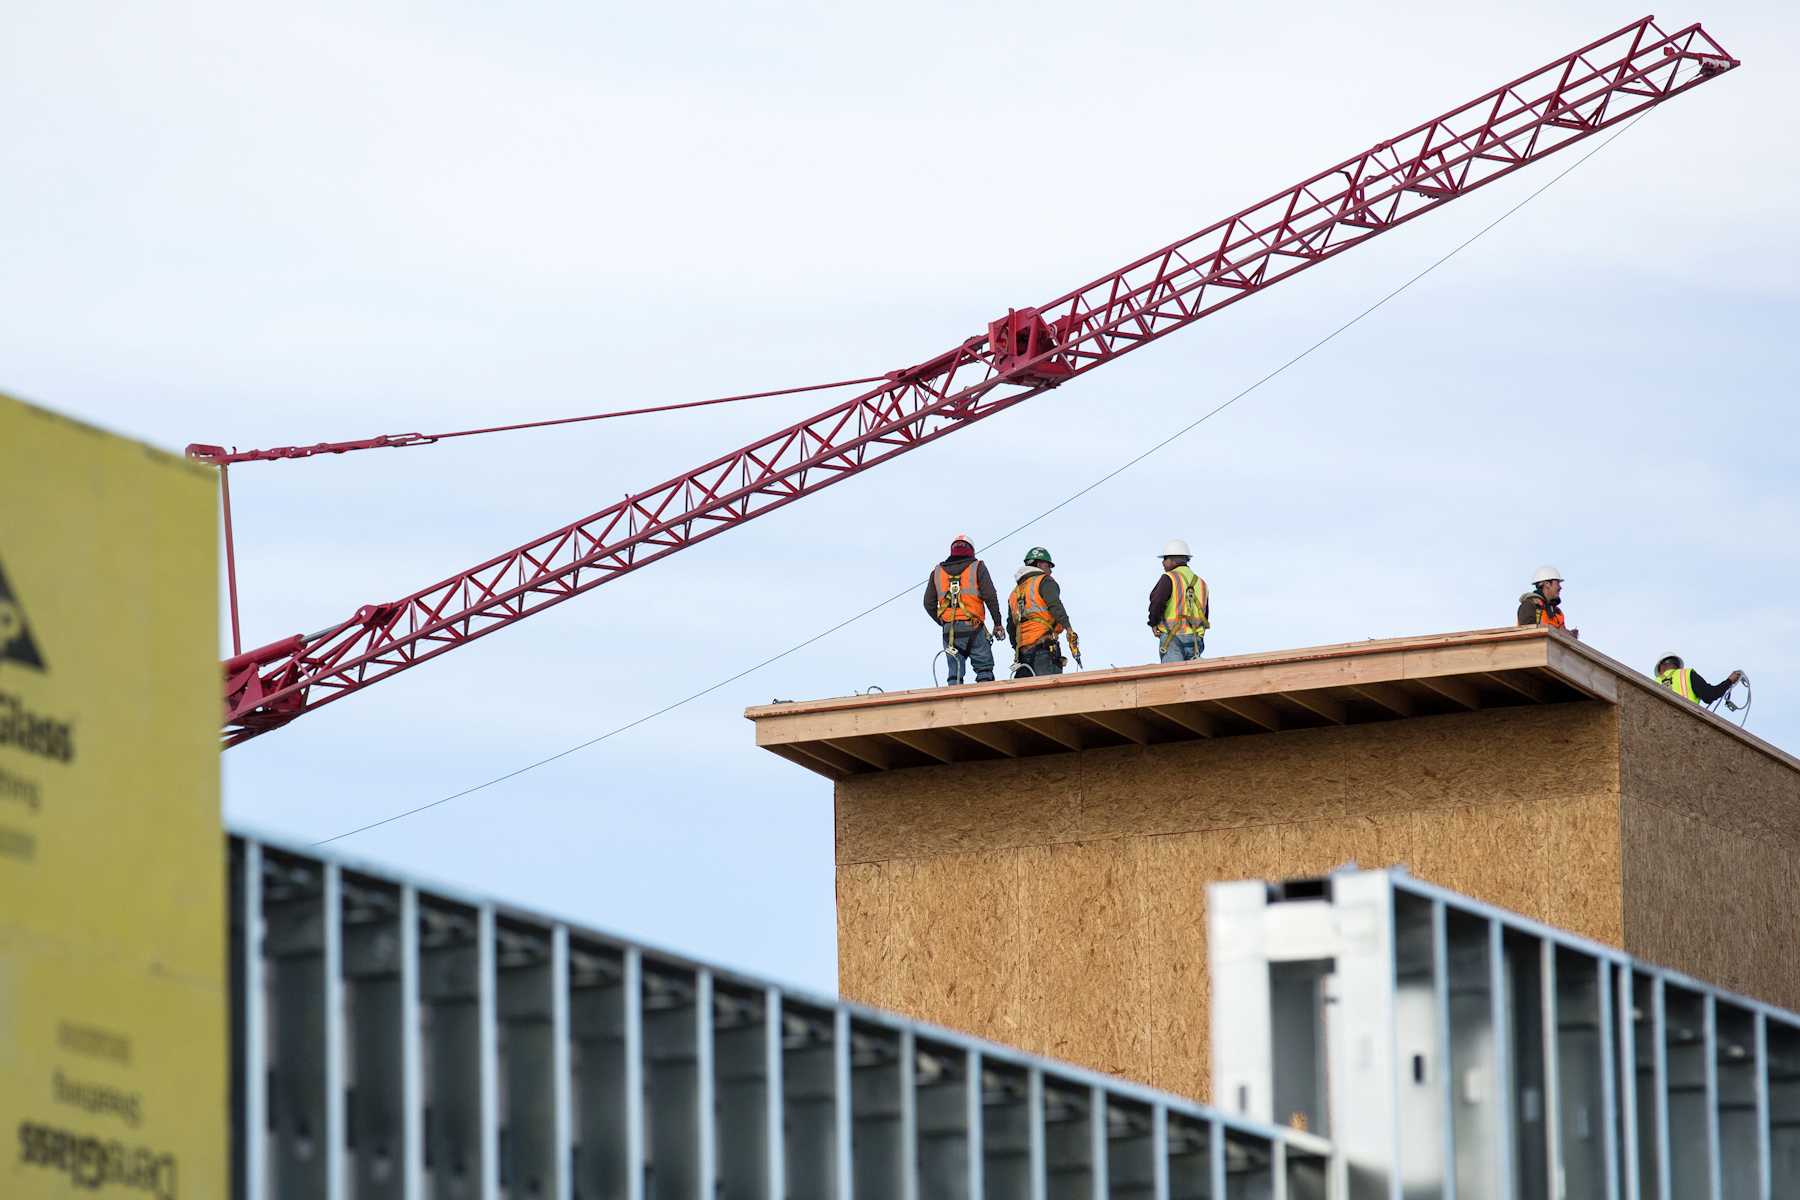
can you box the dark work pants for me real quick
[1015,640,1062,678]
[942,623,995,684]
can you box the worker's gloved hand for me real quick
[993,625,1006,643]
[1729,669,1745,684]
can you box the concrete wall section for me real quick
[837,703,1625,1103]
[1620,686,1800,1009]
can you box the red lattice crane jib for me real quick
[215,17,1737,746]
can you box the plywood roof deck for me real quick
[746,626,1792,781]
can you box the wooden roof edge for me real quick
[1550,636,1800,776]
[749,627,1799,779]
[743,626,1558,721]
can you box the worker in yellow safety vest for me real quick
[1006,548,1077,678]
[1149,539,1209,663]
[1517,566,1578,639]
[1654,653,1742,706]
[922,533,1004,684]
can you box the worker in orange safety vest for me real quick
[1006,547,1076,678]
[1517,565,1578,639]
[922,533,1004,684]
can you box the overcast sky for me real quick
[5,0,1794,990]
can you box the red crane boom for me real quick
[214,16,1736,747]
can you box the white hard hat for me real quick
[1655,652,1684,671]
[1014,565,1039,583]
[1532,565,1563,585]
[1161,538,1192,558]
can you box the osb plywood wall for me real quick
[837,702,1623,1103]
[1620,688,1800,1009]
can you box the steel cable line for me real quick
[418,375,893,443]
[198,374,892,466]
[313,107,1657,846]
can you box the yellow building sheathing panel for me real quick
[0,393,223,1198]
[1619,687,1800,1010]
[836,702,1621,865]
[835,699,1628,1104]
[839,794,1623,1103]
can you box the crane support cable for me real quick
[311,103,1657,847]
[185,373,891,467]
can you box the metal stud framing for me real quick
[231,837,1796,1198]
[229,835,1328,1199]
[1211,868,1800,1200]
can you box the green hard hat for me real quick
[1023,546,1054,567]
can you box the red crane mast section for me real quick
[215,17,1736,747]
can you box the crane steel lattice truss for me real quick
[212,16,1735,747]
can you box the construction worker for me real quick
[1517,566,1578,638]
[922,533,1004,684]
[1007,548,1076,678]
[1654,654,1744,706]
[1149,539,1209,663]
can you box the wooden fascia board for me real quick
[744,628,1551,721]
[1126,640,1549,711]
[1393,639,1551,686]
[1544,638,1621,703]
[755,688,1149,747]
[752,627,1800,784]
[749,629,1616,752]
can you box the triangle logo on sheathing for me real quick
[0,557,47,671]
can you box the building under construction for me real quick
[2,11,1783,1200]
[748,626,1800,1109]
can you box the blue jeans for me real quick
[942,623,995,684]
[1159,632,1205,663]
[1014,641,1062,678]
